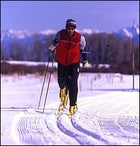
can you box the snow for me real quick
[1,72,139,145]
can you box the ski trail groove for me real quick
[56,111,104,145]
[44,110,79,145]
[71,114,110,145]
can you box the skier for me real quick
[48,19,88,117]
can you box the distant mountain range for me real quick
[1,25,139,41]
[1,25,139,61]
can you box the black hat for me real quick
[66,19,76,29]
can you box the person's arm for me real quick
[48,31,60,51]
[80,35,88,67]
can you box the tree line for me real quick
[1,33,139,74]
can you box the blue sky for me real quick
[1,1,139,32]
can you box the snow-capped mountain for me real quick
[1,29,57,41]
[115,25,139,42]
[1,26,139,42]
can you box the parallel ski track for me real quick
[56,111,108,145]
[44,110,79,145]
[13,93,139,145]
[71,115,110,145]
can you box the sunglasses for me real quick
[67,27,75,30]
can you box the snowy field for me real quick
[1,72,139,145]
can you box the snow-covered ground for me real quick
[1,73,139,145]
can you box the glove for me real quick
[48,44,56,51]
[83,60,88,67]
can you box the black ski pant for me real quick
[57,62,80,106]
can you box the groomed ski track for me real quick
[11,92,139,145]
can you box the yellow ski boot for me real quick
[60,87,66,101]
[57,87,66,115]
[57,102,63,115]
[68,106,76,118]
[63,93,68,108]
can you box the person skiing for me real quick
[48,19,88,117]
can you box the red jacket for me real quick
[56,29,81,66]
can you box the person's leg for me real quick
[67,63,79,117]
[68,77,78,106]
[67,63,79,106]
[57,63,68,114]
[57,63,67,89]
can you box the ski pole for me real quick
[42,53,55,113]
[37,53,51,110]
